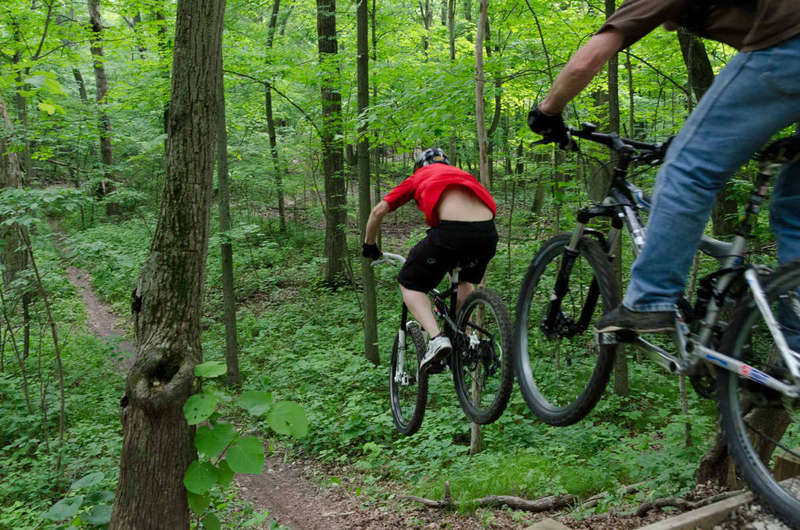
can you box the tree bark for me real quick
[266,0,286,232]
[110,0,225,526]
[317,0,348,285]
[217,63,241,387]
[357,0,378,364]
[469,0,490,457]
[604,0,629,397]
[88,0,114,182]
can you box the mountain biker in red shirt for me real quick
[363,148,498,372]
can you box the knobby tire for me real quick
[389,322,428,435]
[717,260,800,528]
[514,234,618,426]
[451,289,514,425]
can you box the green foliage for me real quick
[181,362,308,524]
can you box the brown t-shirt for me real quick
[598,0,800,51]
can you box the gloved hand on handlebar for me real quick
[362,242,383,260]
[528,105,572,149]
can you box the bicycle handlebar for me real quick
[536,121,670,164]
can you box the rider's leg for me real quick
[399,284,441,338]
[457,282,474,312]
[619,37,800,317]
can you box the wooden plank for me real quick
[637,491,754,530]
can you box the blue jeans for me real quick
[623,34,800,315]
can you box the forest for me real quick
[1,0,798,528]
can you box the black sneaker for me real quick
[594,305,675,333]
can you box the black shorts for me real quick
[398,220,498,293]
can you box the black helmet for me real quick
[414,147,449,170]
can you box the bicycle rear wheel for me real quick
[717,261,800,528]
[452,289,514,425]
[390,321,428,435]
[514,234,618,426]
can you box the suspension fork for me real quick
[395,304,409,382]
[542,224,585,335]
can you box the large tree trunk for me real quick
[109,0,225,526]
[317,0,348,285]
[218,64,241,387]
[357,0,378,365]
[266,0,286,232]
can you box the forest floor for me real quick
[61,248,792,530]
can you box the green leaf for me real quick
[195,423,237,457]
[42,77,63,94]
[268,401,309,438]
[42,496,83,521]
[195,361,227,378]
[216,459,235,486]
[238,390,273,416]
[84,504,112,525]
[226,436,264,474]
[203,512,221,530]
[70,472,104,491]
[183,393,218,425]
[86,490,115,504]
[187,492,210,513]
[38,102,56,115]
[183,461,218,495]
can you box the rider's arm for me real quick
[365,200,391,244]
[538,29,624,115]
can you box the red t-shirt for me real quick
[382,163,496,227]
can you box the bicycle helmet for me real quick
[414,147,449,170]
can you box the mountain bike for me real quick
[373,252,514,435]
[513,122,800,527]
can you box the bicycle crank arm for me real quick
[691,343,800,398]
[631,336,681,373]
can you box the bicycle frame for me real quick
[553,126,800,398]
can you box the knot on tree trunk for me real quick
[125,343,198,413]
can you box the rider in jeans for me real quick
[363,148,498,371]
[527,0,800,335]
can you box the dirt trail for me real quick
[66,265,135,372]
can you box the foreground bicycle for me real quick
[514,122,800,527]
[373,252,513,435]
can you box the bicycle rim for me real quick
[452,289,514,425]
[514,234,617,426]
[717,262,800,528]
[389,322,428,435]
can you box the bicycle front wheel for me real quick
[389,321,428,435]
[717,261,800,528]
[514,234,618,426]
[452,289,514,425]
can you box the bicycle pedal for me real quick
[425,360,449,374]
[596,330,638,344]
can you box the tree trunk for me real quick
[110,0,225,526]
[217,64,241,387]
[357,0,378,365]
[604,0,628,397]
[88,0,114,183]
[0,94,28,291]
[317,0,348,285]
[266,0,286,232]
[470,0,489,456]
